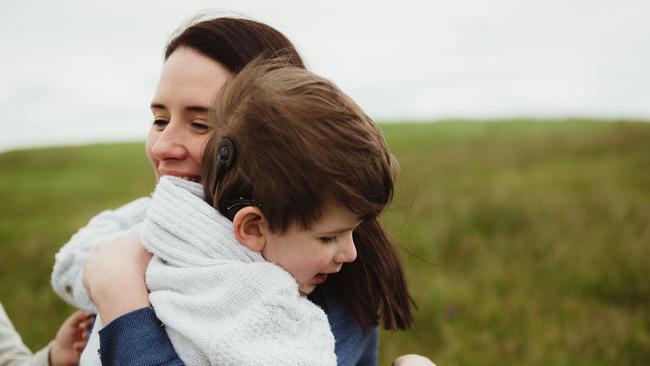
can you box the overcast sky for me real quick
[1,0,649,151]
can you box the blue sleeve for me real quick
[98,307,184,366]
[356,327,379,366]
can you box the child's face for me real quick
[262,203,360,296]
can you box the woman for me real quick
[54,16,429,365]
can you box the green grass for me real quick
[1,120,649,365]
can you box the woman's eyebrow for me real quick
[185,106,209,113]
[150,104,208,114]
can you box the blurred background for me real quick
[1,0,649,364]
[2,0,650,151]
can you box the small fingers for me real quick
[68,311,92,325]
[73,340,88,353]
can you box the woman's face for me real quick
[146,47,231,182]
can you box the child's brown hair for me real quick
[202,58,414,330]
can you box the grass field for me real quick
[1,120,648,365]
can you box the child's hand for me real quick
[49,310,93,366]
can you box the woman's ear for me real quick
[232,206,267,252]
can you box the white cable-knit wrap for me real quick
[143,176,335,365]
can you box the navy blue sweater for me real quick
[98,287,378,365]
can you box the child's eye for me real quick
[319,236,337,244]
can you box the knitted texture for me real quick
[84,176,336,366]
[51,197,150,312]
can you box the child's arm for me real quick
[0,304,91,366]
[51,197,150,311]
[0,303,33,366]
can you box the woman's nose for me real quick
[151,121,188,161]
[336,234,357,264]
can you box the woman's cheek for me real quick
[194,134,212,168]
[145,129,162,177]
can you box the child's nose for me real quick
[335,235,357,264]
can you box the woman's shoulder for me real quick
[78,196,151,234]
[96,196,151,222]
[314,284,379,366]
[51,196,152,311]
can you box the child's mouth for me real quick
[313,273,328,285]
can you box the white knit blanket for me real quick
[135,177,335,365]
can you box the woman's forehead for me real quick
[153,47,231,109]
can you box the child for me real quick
[0,303,91,366]
[78,58,404,365]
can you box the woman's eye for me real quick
[152,119,168,128]
[191,121,210,131]
[319,236,337,244]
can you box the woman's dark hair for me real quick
[165,17,305,72]
[333,217,415,330]
[172,16,413,331]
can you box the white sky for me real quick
[1,0,649,151]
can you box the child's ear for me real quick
[232,206,267,252]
